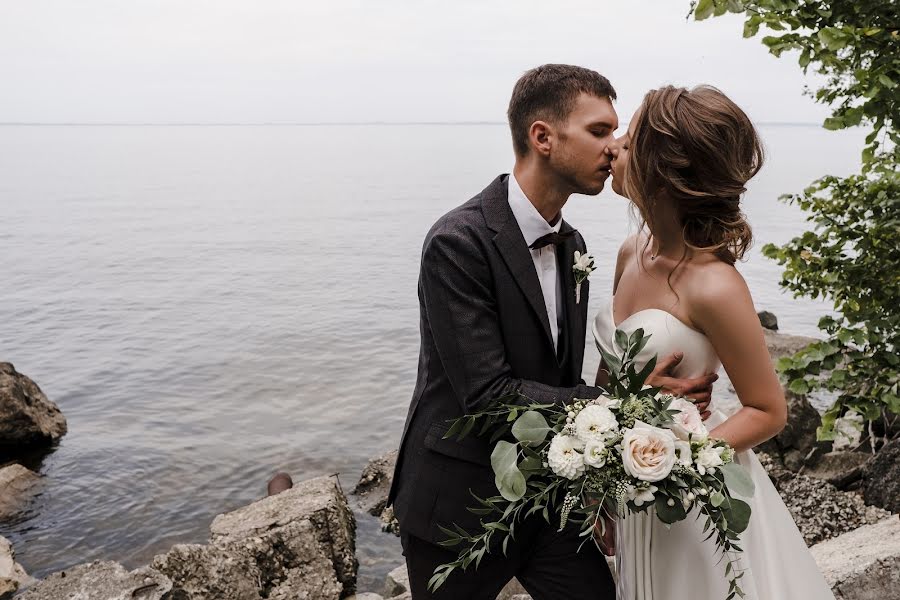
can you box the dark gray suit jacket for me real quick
[388,174,606,543]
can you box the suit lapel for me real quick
[556,221,582,382]
[482,176,555,353]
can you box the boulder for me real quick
[16,560,172,600]
[863,439,900,513]
[758,453,890,546]
[757,310,778,331]
[346,595,385,600]
[209,474,357,599]
[757,391,827,471]
[811,517,900,599]
[762,329,818,362]
[0,463,42,520]
[383,564,409,597]
[803,451,871,490]
[0,363,66,454]
[353,451,397,517]
[151,543,262,600]
[0,535,34,599]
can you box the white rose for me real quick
[695,444,726,475]
[833,411,864,451]
[547,434,586,480]
[574,404,618,443]
[583,440,609,468]
[674,440,692,466]
[621,420,677,482]
[668,397,709,442]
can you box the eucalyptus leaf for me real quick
[511,411,551,447]
[722,462,756,498]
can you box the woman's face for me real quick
[607,107,640,197]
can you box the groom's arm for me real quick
[421,229,604,415]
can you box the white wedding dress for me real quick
[593,296,835,600]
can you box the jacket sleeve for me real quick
[420,229,605,415]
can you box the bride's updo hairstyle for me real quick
[624,85,763,265]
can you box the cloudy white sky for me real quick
[0,1,830,124]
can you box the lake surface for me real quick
[0,123,864,590]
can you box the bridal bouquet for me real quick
[429,329,754,600]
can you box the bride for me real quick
[595,85,835,599]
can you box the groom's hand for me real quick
[647,352,716,420]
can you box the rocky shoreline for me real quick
[1,318,898,598]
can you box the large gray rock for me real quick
[354,451,400,535]
[151,543,262,600]
[0,463,42,521]
[0,363,66,453]
[762,329,818,362]
[353,450,397,517]
[757,391,826,471]
[803,451,871,490]
[17,560,172,600]
[0,535,34,599]
[864,439,900,513]
[759,453,890,546]
[811,517,900,599]
[208,474,357,599]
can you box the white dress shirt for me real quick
[507,172,565,352]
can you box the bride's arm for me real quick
[690,265,787,452]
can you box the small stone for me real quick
[757,311,779,331]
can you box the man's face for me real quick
[549,93,618,196]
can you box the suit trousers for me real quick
[400,514,616,600]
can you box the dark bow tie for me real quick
[529,229,576,250]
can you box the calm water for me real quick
[0,123,864,590]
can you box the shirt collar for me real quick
[507,172,561,248]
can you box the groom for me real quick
[388,64,716,599]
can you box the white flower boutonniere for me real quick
[572,250,595,304]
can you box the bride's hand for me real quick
[646,351,716,420]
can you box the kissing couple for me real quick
[388,64,834,600]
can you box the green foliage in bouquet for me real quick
[692,0,900,449]
[429,331,755,600]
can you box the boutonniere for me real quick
[572,251,595,304]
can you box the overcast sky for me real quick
[0,1,831,124]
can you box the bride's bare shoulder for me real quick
[685,258,754,318]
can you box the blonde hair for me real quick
[624,85,763,265]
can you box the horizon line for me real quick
[0,120,824,127]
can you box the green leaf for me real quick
[722,462,756,498]
[789,378,810,395]
[511,411,551,447]
[655,494,687,524]
[823,116,845,131]
[443,418,464,440]
[710,490,725,507]
[878,74,897,89]
[818,27,847,51]
[724,497,752,533]
[694,0,715,20]
[491,441,527,502]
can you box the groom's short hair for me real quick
[508,64,616,157]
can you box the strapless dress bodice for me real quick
[592,296,721,380]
